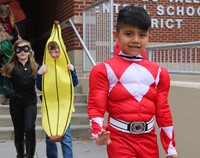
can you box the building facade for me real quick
[26,0,200,76]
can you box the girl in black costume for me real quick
[2,39,38,158]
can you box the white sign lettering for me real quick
[100,2,199,29]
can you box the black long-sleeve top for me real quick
[3,60,37,100]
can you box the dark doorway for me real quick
[19,0,45,63]
[19,0,35,40]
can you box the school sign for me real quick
[99,0,200,42]
[102,0,200,29]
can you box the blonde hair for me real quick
[2,39,38,78]
[0,5,15,27]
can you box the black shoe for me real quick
[2,96,9,105]
[25,141,36,158]
[15,142,25,158]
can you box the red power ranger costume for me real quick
[88,52,177,158]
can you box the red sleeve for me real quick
[155,67,177,156]
[88,63,109,136]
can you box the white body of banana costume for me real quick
[41,23,74,141]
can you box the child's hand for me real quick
[67,64,74,71]
[38,65,48,74]
[92,130,112,146]
[54,20,59,25]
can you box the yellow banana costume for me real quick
[41,23,74,141]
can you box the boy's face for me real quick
[113,24,151,56]
[49,48,60,59]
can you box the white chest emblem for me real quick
[106,63,155,102]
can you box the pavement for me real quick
[0,139,107,158]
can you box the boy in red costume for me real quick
[88,5,178,158]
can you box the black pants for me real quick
[9,97,37,143]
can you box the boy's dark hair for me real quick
[116,5,151,32]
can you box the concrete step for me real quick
[35,85,83,94]
[0,85,90,141]
[0,125,91,141]
[37,93,87,104]
[0,103,87,115]
[0,93,87,105]
[0,102,90,141]
[0,113,89,127]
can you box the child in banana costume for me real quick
[36,21,78,158]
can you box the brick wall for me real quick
[33,0,200,51]
[32,0,96,61]
[31,0,200,74]
[113,0,200,43]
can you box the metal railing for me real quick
[82,0,113,71]
[147,41,200,74]
[70,13,200,74]
[68,18,200,74]
[67,19,96,66]
[82,0,200,74]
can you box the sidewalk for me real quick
[0,139,107,158]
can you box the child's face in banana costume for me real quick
[49,48,60,60]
